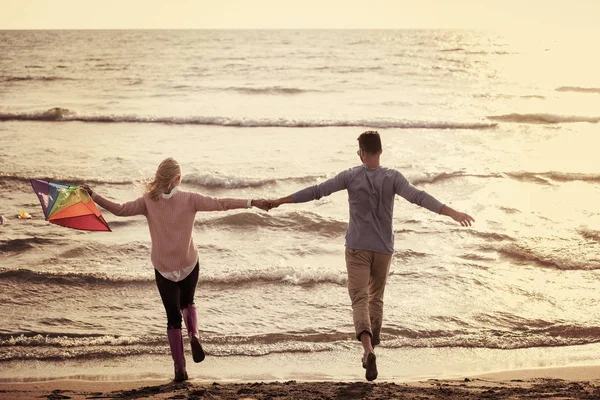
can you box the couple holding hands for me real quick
[82,130,474,382]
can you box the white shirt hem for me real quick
[157,258,198,282]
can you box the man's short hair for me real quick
[357,131,382,154]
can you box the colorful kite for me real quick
[30,179,111,232]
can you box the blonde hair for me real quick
[145,158,182,201]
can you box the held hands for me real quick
[251,198,285,212]
[266,198,283,210]
[251,199,271,211]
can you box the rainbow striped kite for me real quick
[30,179,111,232]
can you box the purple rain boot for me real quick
[167,328,188,382]
[182,304,205,363]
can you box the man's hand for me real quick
[266,199,283,210]
[441,205,475,227]
[450,210,475,227]
[251,199,271,211]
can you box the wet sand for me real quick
[2,366,599,399]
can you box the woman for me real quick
[82,158,269,382]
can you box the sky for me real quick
[1,0,599,30]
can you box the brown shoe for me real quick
[365,352,378,381]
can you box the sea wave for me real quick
[465,51,511,55]
[0,108,498,130]
[2,323,600,362]
[0,172,321,192]
[481,243,600,271]
[0,333,336,361]
[520,95,545,99]
[454,229,516,242]
[505,171,600,184]
[410,171,503,186]
[0,269,149,286]
[197,211,347,237]
[2,169,597,203]
[57,242,150,259]
[184,173,324,189]
[184,173,276,189]
[0,333,163,348]
[0,173,131,188]
[0,238,56,253]
[226,86,314,95]
[1,76,75,82]
[381,325,600,350]
[410,171,600,186]
[556,86,600,94]
[0,266,348,288]
[0,331,349,348]
[578,228,600,244]
[488,113,600,124]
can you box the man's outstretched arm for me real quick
[393,172,474,227]
[268,170,350,209]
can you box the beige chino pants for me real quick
[345,247,392,345]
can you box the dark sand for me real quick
[2,376,600,399]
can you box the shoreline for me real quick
[1,365,600,399]
[4,344,600,382]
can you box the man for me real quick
[267,131,474,381]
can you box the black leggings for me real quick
[154,262,199,330]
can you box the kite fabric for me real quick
[30,179,111,232]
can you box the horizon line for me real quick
[0,27,492,31]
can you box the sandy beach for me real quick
[2,366,600,399]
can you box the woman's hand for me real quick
[80,184,94,196]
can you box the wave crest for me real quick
[0,269,149,286]
[556,86,600,94]
[0,238,55,253]
[1,76,75,82]
[0,108,498,130]
[184,173,276,189]
[410,171,503,186]
[228,86,311,95]
[0,174,131,188]
[482,243,600,271]
[3,322,600,362]
[0,266,348,288]
[578,228,600,244]
[488,113,600,124]
[409,171,600,186]
[505,171,600,184]
[197,211,347,236]
[381,325,600,350]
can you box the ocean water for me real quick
[1,30,600,380]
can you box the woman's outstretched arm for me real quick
[193,193,270,212]
[81,185,147,217]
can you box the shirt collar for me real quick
[362,163,381,171]
[161,186,179,199]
